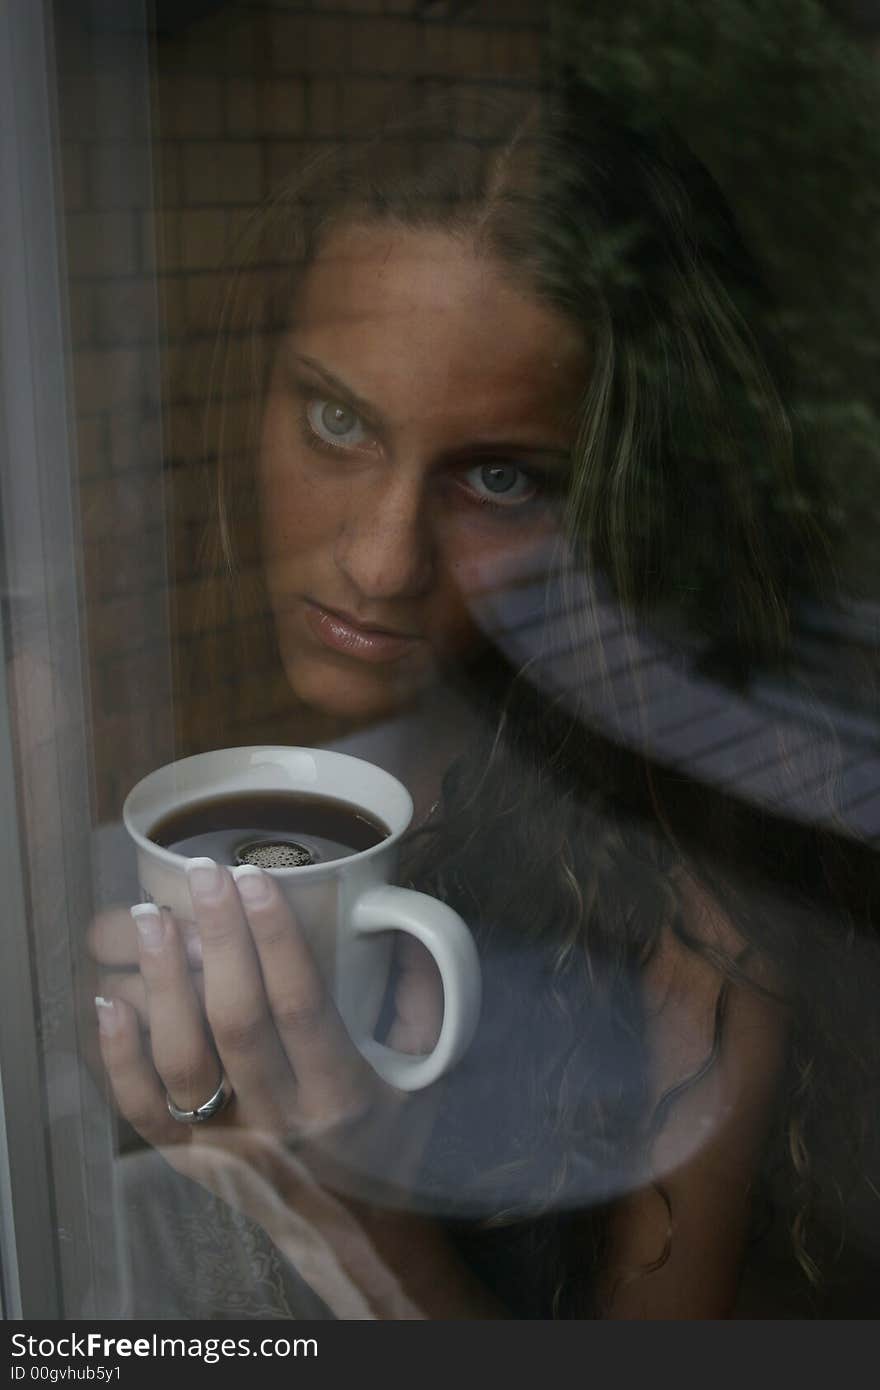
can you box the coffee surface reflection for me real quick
[148,789,390,867]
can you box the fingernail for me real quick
[232,864,273,906]
[184,928,203,967]
[131,901,164,949]
[95,996,120,1037]
[187,857,222,900]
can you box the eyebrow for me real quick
[292,353,389,431]
[290,351,573,466]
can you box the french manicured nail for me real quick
[95,996,120,1037]
[232,864,273,906]
[131,901,164,949]
[187,857,222,900]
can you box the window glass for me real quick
[2,0,879,1320]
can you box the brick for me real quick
[171,691,234,756]
[67,284,95,348]
[173,627,241,696]
[80,474,156,556]
[92,710,172,806]
[214,399,261,458]
[100,643,178,715]
[61,143,87,212]
[72,347,156,414]
[311,0,383,11]
[178,17,231,76]
[172,519,213,579]
[171,690,220,756]
[308,17,352,71]
[261,78,307,135]
[349,18,421,75]
[158,144,182,210]
[160,76,224,137]
[172,575,222,638]
[162,338,215,410]
[225,78,260,136]
[180,144,224,206]
[108,409,163,475]
[421,24,449,74]
[181,462,262,571]
[159,280,188,341]
[86,592,167,654]
[75,414,109,480]
[179,208,230,270]
[163,404,206,465]
[339,78,398,132]
[483,29,515,80]
[172,568,267,637]
[452,81,510,137]
[93,279,159,347]
[84,523,167,601]
[182,272,227,336]
[155,75,177,138]
[58,75,99,141]
[181,141,264,205]
[79,472,165,542]
[308,79,342,136]
[265,140,310,192]
[224,10,269,75]
[166,458,215,523]
[161,344,190,405]
[480,0,547,20]
[445,25,491,79]
[490,27,546,80]
[268,13,311,73]
[95,72,149,139]
[58,67,146,146]
[90,142,152,209]
[140,212,159,276]
[226,207,260,254]
[148,210,178,274]
[159,11,267,78]
[223,266,279,333]
[66,212,139,278]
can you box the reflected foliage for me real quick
[553,0,880,596]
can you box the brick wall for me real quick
[59,0,549,822]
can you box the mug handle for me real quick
[349,885,481,1092]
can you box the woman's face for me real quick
[259,224,585,723]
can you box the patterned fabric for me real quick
[115,1148,335,1321]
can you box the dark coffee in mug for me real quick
[148,789,390,868]
[125,746,480,1090]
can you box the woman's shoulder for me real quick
[638,861,789,1105]
[646,862,786,1003]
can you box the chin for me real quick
[283,656,429,725]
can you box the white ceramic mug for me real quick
[122,746,481,1091]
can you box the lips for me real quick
[303,601,422,664]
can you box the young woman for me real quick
[90,86,879,1319]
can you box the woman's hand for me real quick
[92,863,510,1320]
[89,903,205,1020]
[93,861,443,1200]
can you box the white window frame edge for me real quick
[0,0,173,1318]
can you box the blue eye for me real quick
[306,398,368,448]
[463,461,536,507]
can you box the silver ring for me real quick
[166,1073,233,1124]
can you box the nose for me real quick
[333,472,434,603]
